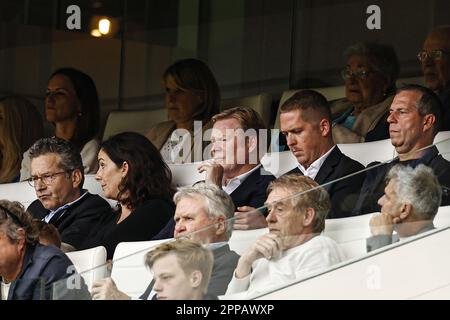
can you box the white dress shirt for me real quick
[222,164,261,195]
[297,146,336,180]
[225,235,346,299]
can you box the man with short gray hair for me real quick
[26,137,110,252]
[366,164,442,252]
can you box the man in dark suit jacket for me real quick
[353,85,450,216]
[279,90,365,219]
[90,183,240,300]
[198,107,275,230]
[26,137,110,252]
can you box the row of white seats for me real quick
[99,205,450,298]
[103,76,425,141]
[258,225,450,299]
[273,76,425,128]
[102,93,273,140]
[2,131,449,208]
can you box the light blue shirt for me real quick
[43,190,89,223]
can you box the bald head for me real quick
[421,26,450,93]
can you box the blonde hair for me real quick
[0,96,44,183]
[145,239,213,293]
[212,106,267,131]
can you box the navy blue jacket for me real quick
[5,244,90,300]
[353,146,450,215]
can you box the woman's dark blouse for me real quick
[80,198,174,259]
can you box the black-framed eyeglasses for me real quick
[0,204,24,227]
[27,170,72,188]
[417,50,450,62]
[340,68,373,81]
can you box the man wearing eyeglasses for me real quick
[419,26,450,129]
[26,137,111,252]
[353,84,450,216]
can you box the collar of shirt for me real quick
[298,145,336,180]
[44,190,89,223]
[206,241,228,251]
[222,164,261,195]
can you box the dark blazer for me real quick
[5,244,90,300]
[353,146,450,216]
[80,198,174,260]
[439,88,450,131]
[229,166,276,209]
[287,146,365,219]
[140,244,239,299]
[27,192,112,250]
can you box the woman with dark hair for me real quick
[0,95,44,183]
[20,67,101,180]
[146,58,221,163]
[80,132,175,259]
[331,42,400,143]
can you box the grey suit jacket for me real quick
[366,224,435,252]
[139,244,239,299]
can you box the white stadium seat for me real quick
[102,109,167,141]
[229,228,269,256]
[168,162,205,187]
[111,239,172,298]
[337,138,395,166]
[83,175,117,207]
[434,205,450,229]
[0,180,37,208]
[323,213,374,260]
[260,151,297,177]
[434,131,450,161]
[221,93,273,127]
[66,246,108,292]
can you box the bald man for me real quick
[420,26,450,129]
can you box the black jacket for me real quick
[229,166,276,209]
[353,146,450,215]
[27,192,112,250]
[287,146,365,219]
[80,198,174,260]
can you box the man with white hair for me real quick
[198,106,275,230]
[366,164,442,252]
[91,183,239,300]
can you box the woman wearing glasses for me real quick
[80,132,176,260]
[0,200,90,300]
[0,96,44,183]
[20,67,101,180]
[331,42,399,143]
